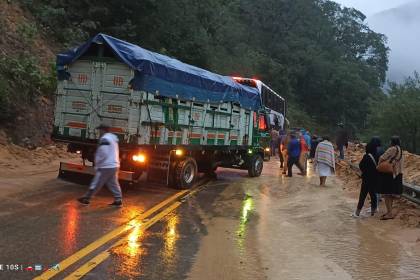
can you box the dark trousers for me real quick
[287,156,303,177]
[338,145,345,159]
[357,183,377,211]
[279,148,284,168]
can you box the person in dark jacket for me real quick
[365,136,385,214]
[352,142,378,218]
[309,135,320,161]
[370,136,385,162]
[287,134,304,177]
[335,123,348,160]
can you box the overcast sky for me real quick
[333,0,416,16]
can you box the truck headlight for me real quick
[132,154,146,163]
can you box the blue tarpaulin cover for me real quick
[57,33,261,110]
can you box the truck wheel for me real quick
[248,154,263,177]
[175,157,198,189]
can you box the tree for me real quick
[21,0,389,136]
[369,73,420,153]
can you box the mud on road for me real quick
[0,147,420,280]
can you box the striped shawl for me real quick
[315,140,336,170]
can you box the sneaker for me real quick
[365,208,378,214]
[109,200,123,207]
[351,212,362,218]
[77,197,90,205]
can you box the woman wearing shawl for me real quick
[377,136,403,220]
[314,137,335,186]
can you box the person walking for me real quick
[314,137,335,186]
[377,136,403,220]
[281,133,290,174]
[270,128,279,156]
[309,135,320,162]
[352,142,378,218]
[287,134,305,177]
[78,124,123,207]
[335,123,348,160]
[278,129,287,168]
[299,132,309,175]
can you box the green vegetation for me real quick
[13,0,420,153]
[22,0,388,134]
[17,22,38,44]
[367,73,420,153]
[0,55,56,121]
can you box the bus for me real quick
[232,77,286,130]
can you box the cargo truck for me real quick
[52,34,286,188]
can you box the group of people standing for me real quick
[270,127,405,220]
[353,136,404,220]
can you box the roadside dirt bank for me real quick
[0,140,78,196]
[337,143,420,229]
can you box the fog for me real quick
[334,0,413,16]
[367,0,420,82]
[334,0,420,83]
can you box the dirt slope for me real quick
[337,143,420,228]
[0,1,56,70]
[0,1,59,146]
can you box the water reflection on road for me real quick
[236,194,254,252]
[59,203,80,256]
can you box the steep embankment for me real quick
[0,1,57,147]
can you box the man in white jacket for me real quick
[78,124,123,207]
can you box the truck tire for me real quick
[248,154,263,177]
[175,157,198,189]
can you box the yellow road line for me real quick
[33,190,188,280]
[63,202,182,280]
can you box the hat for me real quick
[96,123,110,130]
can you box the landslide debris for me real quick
[0,131,78,175]
[337,143,420,228]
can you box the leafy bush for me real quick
[0,54,56,121]
[17,22,38,44]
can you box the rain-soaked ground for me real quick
[0,158,420,279]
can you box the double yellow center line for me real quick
[34,187,199,280]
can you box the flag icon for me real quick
[34,265,42,271]
[25,266,34,271]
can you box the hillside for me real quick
[1,0,389,147]
[0,1,57,147]
[369,0,420,82]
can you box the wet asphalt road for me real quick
[1,159,420,280]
